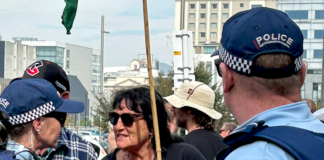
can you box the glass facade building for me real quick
[36,46,65,67]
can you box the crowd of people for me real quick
[1,7,324,160]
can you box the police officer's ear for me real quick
[220,62,234,93]
[61,91,70,100]
[300,62,307,85]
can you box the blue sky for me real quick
[0,0,175,67]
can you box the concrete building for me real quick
[0,41,37,79]
[277,0,324,102]
[174,0,276,54]
[0,39,102,121]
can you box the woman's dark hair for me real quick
[112,86,180,155]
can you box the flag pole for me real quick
[142,0,162,160]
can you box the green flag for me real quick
[61,0,78,35]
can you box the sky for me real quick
[0,0,175,67]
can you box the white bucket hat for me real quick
[164,81,222,120]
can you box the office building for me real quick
[277,0,324,102]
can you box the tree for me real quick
[154,70,174,97]
[64,114,75,127]
[80,117,91,126]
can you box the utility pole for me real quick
[100,15,109,143]
[321,31,324,108]
[180,0,185,30]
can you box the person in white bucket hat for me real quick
[164,81,227,160]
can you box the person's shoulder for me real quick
[184,129,223,142]
[225,141,294,160]
[166,142,206,160]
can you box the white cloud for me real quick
[0,0,175,67]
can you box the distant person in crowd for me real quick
[21,60,97,160]
[211,7,324,159]
[0,78,84,159]
[107,122,117,154]
[165,81,227,160]
[103,87,206,160]
[219,122,238,138]
[165,103,179,134]
[303,98,317,113]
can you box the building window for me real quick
[303,50,307,58]
[211,13,217,18]
[314,30,323,39]
[189,13,195,19]
[201,4,206,9]
[301,30,308,39]
[222,13,229,18]
[301,84,305,99]
[190,4,195,9]
[314,50,323,58]
[240,3,244,7]
[200,32,205,38]
[192,32,195,38]
[189,23,195,28]
[199,23,206,28]
[223,3,228,9]
[200,13,206,18]
[36,46,64,67]
[211,23,217,28]
[199,41,205,45]
[212,4,217,9]
[313,83,322,102]
[285,10,308,19]
[315,10,324,19]
[251,5,262,8]
[92,55,100,63]
[205,47,215,54]
[66,60,70,68]
[206,61,212,72]
[66,50,70,58]
[210,41,217,44]
[211,32,217,37]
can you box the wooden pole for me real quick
[142,0,162,160]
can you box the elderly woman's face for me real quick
[38,117,62,148]
[113,99,150,150]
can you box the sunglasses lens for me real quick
[59,113,67,125]
[109,113,119,125]
[121,114,135,127]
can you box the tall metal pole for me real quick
[321,31,324,108]
[99,15,105,143]
[180,0,185,30]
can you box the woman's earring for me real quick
[148,134,153,144]
[36,130,40,135]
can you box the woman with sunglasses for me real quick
[103,87,205,160]
[0,78,84,160]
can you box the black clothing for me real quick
[103,142,206,160]
[182,129,228,160]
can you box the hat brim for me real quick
[211,50,219,57]
[56,99,85,113]
[164,94,222,120]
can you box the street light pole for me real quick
[100,15,109,143]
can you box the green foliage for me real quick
[64,114,75,127]
[154,70,174,97]
[80,118,91,126]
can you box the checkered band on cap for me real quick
[295,55,303,72]
[218,45,253,75]
[9,101,55,125]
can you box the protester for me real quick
[164,81,227,160]
[103,87,206,160]
[303,98,317,113]
[212,7,324,159]
[0,78,84,159]
[21,60,97,160]
[165,103,179,134]
[219,122,237,138]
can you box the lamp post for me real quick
[100,15,109,143]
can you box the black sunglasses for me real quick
[219,129,225,134]
[215,58,222,77]
[44,111,67,126]
[109,112,144,127]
